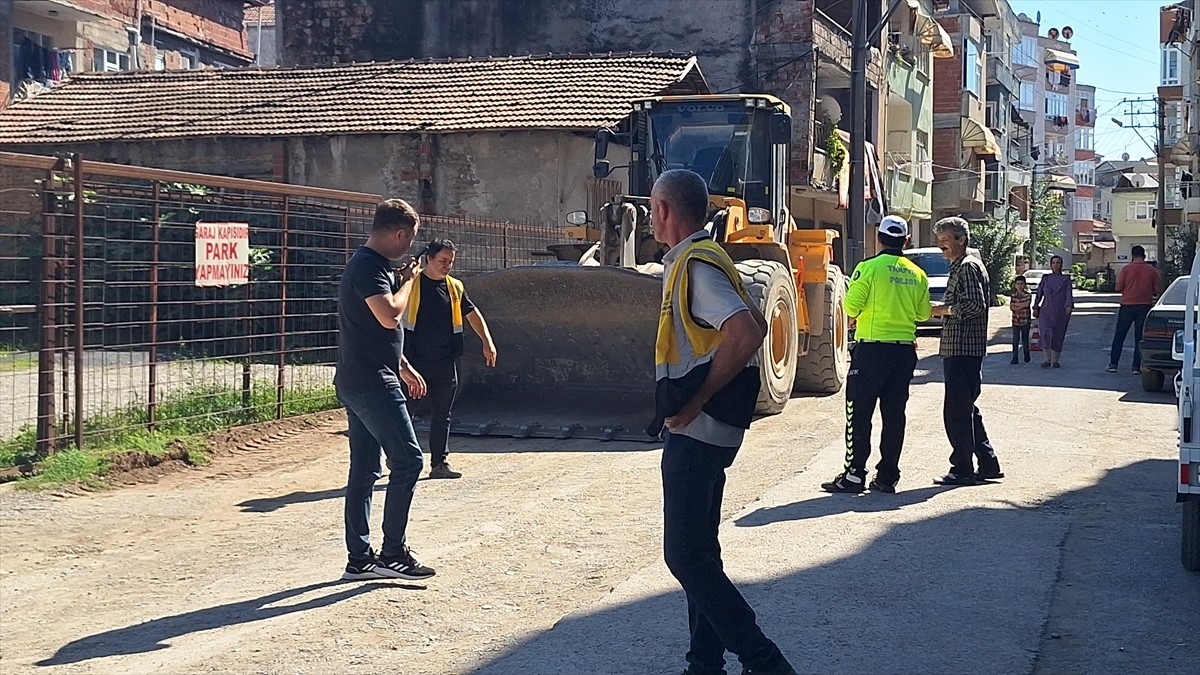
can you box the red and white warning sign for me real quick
[194,222,250,287]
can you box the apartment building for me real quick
[1160,1,1198,242]
[5,0,259,104]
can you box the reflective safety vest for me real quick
[401,271,465,334]
[654,237,751,368]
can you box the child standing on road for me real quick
[1010,276,1032,364]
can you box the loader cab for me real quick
[594,95,792,238]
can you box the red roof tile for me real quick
[0,53,706,144]
[244,1,275,26]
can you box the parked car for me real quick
[1171,247,1198,571]
[1021,268,1049,293]
[904,246,981,329]
[1140,275,1189,392]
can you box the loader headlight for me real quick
[747,207,771,223]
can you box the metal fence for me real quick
[0,152,566,460]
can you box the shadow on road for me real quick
[35,579,415,666]
[471,460,1198,675]
[735,486,952,526]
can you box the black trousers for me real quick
[407,358,459,467]
[844,342,918,484]
[942,356,1001,477]
[1011,324,1030,360]
[662,431,784,674]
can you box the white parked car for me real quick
[1174,245,1199,572]
[904,246,981,329]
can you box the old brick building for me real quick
[0,53,707,224]
[5,0,257,105]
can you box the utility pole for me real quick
[848,0,905,269]
[1118,97,1168,283]
[1028,163,1039,268]
[1157,96,1169,288]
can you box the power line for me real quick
[1038,0,1159,56]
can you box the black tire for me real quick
[737,260,798,415]
[1184,500,1200,572]
[794,266,849,394]
[1141,368,1165,392]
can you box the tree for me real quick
[1166,221,1198,281]
[973,215,1023,306]
[1027,178,1067,267]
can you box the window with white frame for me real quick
[1045,92,1068,117]
[1127,200,1154,220]
[1162,45,1181,85]
[1072,197,1093,221]
[1018,81,1035,110]
[1013,36,1038,67]
[93,48,130,72]
[914,130,933,182]
[963,38,983,98]
[1073,161,1095,186]
[1075,127,1094,150]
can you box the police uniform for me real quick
[823,216,930,493]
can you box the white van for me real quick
[903,246,982,328]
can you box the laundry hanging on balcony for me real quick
[833,129,888,224]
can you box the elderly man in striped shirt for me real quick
[929,217,1004,486]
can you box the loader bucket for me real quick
[449,264,663,442]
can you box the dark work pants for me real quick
[1011,324,1030,360]
[337,386,424,560]
[1108,304,1151,368]
[844,342,918,484]
[408,358,459,467]
[662,431,783,674]
[942,356,1001,477]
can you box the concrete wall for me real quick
[6,138,285,180]
[277,0,758,92]
[286,130,611,225]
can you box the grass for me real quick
[0,382,338,489]
[0,347,36,373]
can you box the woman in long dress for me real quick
[1032,255,1074,368]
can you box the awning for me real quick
[1047,174,1078,192]
[917,15,955,59]
[961,117,1001,158]
[1092,240,1115,250]
[1044,48,1080,72]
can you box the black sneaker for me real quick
[742,661,799,675]
[869,477,897,493]
[342,552,383,581]
[376,547,436,580]
[1010,357,1019,365]
[821,472,866,493]
[977,467,1005,480]
[934,472,979,486]
[429,462,463,479]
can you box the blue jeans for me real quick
[1109,304,1151,368]
[337,386,424,560]
[661,431,783,673]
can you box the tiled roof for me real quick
[244,1,275,26]
[0,53,705,144]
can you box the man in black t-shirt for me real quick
[403,239,497,479]
[334,198,435,582]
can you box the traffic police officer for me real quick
[823,215,930,494]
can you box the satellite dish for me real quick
[1122,152,1131,161]
[1048,27,1059,39]
[817,95,843,125]
[1062,26,1073,39]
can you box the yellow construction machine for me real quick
[453,94,849,440]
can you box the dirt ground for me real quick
[0,296,1194,675]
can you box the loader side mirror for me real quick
[566,210,589,226]
[593,160,612,178]
[769,112,792,144]
[595,129,615,160]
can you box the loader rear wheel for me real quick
[737,260,798,415]
[794,266,849,394]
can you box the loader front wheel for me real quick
[737,260,798,415]
[794,266,849,394]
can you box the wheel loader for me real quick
[450,94,850,441]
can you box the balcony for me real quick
[1075,106,1096,127]
[987,56,1015,93]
